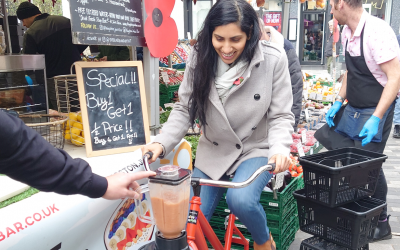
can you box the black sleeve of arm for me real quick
[22,33,37,54]
[285,46,303,128]
[0,112,108,198]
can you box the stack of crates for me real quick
[159,83,170,109]
[295,148,388,250]
[208,174,304,250]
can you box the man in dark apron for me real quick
[316,0,400,242]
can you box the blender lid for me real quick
[149,165,191,185]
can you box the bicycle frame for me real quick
[141,153,274,250]
[186,195,250,250]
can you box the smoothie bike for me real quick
[136,152,276,250]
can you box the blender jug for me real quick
[148,165,191,239]
[136,164,191,250]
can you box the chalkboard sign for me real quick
[75,61,150,157]
[69,0,145,46]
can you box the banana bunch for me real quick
[64,111,85,146]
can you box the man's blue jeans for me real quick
[190,157,273,245]
[393,98,400,125]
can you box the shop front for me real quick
[262,0,284,33]
[299,0,328,66]
[182,0,287,39]
[296,0,396,67]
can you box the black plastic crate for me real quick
[294,189,385,249]
[299,147,387,207]
[300,237,369,250]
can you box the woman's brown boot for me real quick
[253,233,276,250]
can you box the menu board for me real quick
[69,0,145,46]
[75,61,150,157]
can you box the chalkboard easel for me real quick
[75,61,150,157]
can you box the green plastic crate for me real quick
[159,83,168,94]
[260,175,300,210]
[206,230,250,250]
[268,205,298,235]
[209,218,298,250]
[213,175,302,219]
[297,176,305,190]
[279,226,297,250]
[168,84,180,99]
[212,196,296,222]
[264,197,296,221]
[159,94,171,109]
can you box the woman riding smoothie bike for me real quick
[142,1,294,249]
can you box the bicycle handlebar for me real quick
[143,151,276,189]
[197,163,276,189]
[143,152,153,172]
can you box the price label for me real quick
[301,130,307,143]
[316,141,320,148]
[326,95,334,102]
[316,94,323,101]
[310,147,314,155]
[297,142,305,157]
[161,72,170,83]
[269,202,279,207]
[303,90,308,100]
[305,108,310,122]
[309,93,317,100]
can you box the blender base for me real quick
[154,230,189,250]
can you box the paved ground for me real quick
[288,126,400,250]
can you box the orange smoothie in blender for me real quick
[151,195,190,239]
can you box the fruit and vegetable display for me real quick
[175,45,188,61]
[265,155,304,192]
[160,107,172,124]
[159,57,169,65]
[290,130,317,154]
[289,154,304,178]
[171,51,183,64]
[159,68,184,86]
[180,43,191,55]
[159,41,191,66]
[159,51,184,66]
[304,101,324,109]
[307,82,334,97]
[64,111,85,146]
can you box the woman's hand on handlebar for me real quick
[268,154,291,174]
[141,143,163,164]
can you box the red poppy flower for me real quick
[233,77,244,85]
[144,0,178,58]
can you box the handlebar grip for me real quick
[269,163,276,172]
[144,151,154,160]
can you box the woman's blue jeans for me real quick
[190,157,273,245]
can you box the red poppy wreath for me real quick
[144,0,178,58]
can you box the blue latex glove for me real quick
[359,115,381,146]
[326,101,342,127]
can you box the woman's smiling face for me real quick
[212,23,248,64]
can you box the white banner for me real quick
[0,139,192,250]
